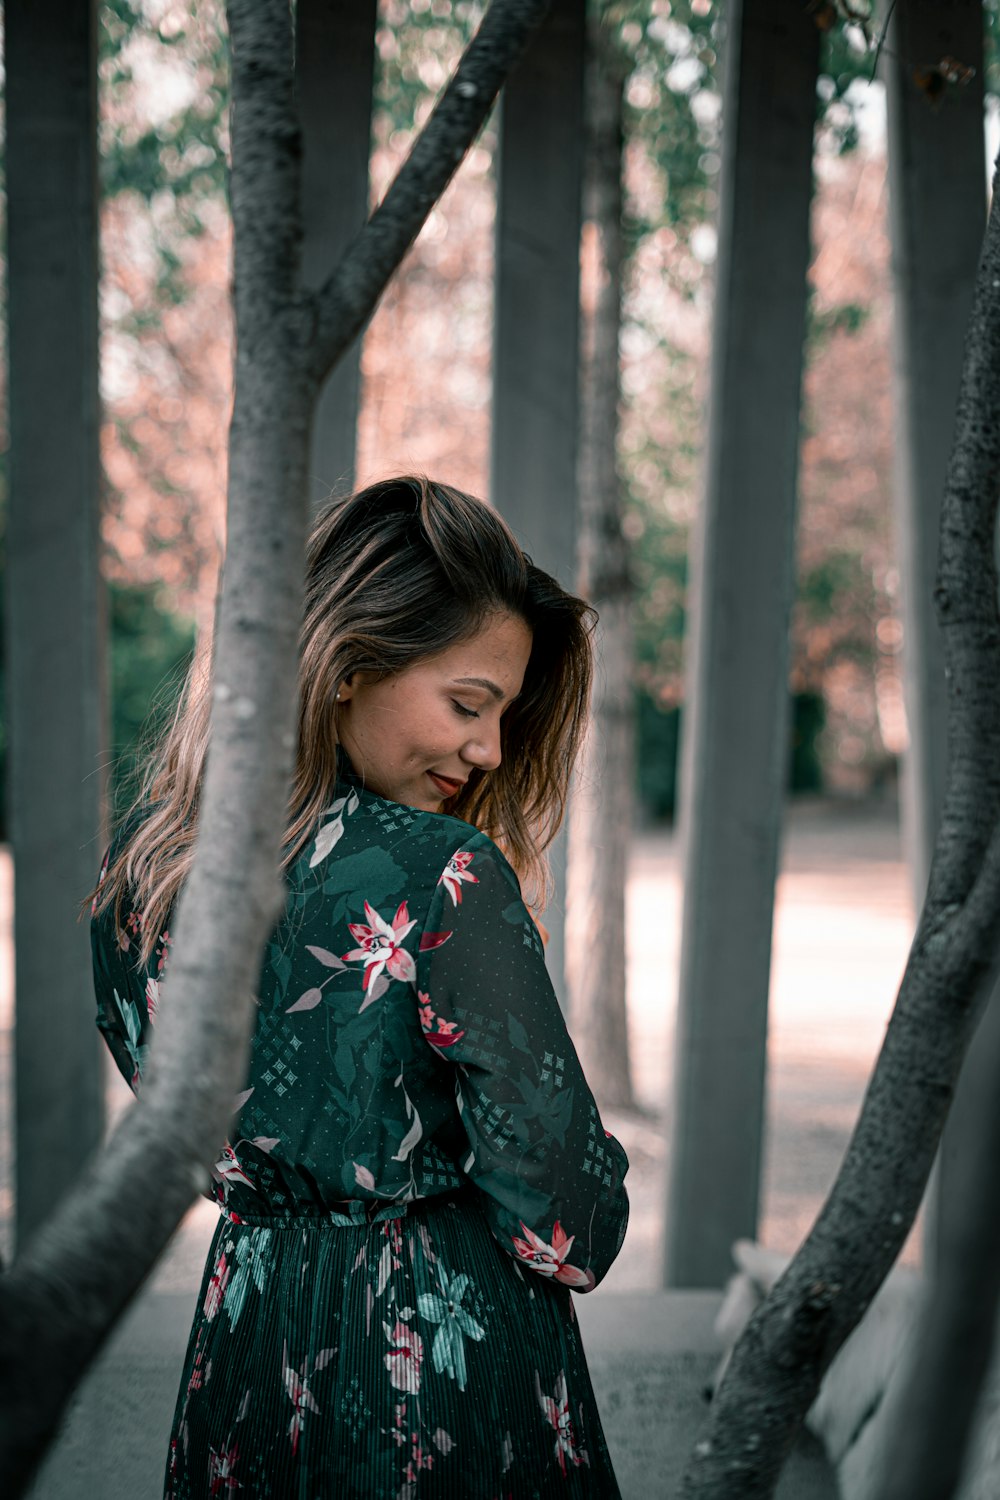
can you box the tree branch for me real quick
[681,159,1000,1499]
[0,3,307,1490]
[306,0,553,384]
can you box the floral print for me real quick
[383,1319,424,1394]
[342,899,417,997]
[416,1262,486,1393]
[537,1371,589,1475]
[439,849,478,905]
[92,751,628,1496]
[416,989,465,1050]
[512,1221,592,1290]
[282,1341,321,1456]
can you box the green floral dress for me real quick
[92,759,629,1498]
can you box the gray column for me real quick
[297,0,376,507]
[664,0,819,1288]
[886,0,984,908]
[884,0,987,1266]
[6,0,105,1245]
[491,0,585,1006]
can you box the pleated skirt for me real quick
[164,1192,622,1499]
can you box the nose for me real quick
[463,716,502,773]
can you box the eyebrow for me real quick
[452,676,508,702]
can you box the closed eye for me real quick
[451,700,480,719]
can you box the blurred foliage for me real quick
[98,1,229,312]
[93,0,993,819]
[374,0,482,139]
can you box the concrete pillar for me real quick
[297,0,376,507]
[884,0,987,1266]
[664,0,819,1288]
[491,0,586,1005]
[6,0,105,1245]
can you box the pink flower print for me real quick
[187,1348,207,1394]
[439,851,478,906]
[512,1222,592,1289]
[383,1320,424,1394]
[416,990,466,1050]
[207,1441,240,1494]
[156,928,172,975]
[536,1371,588,1474]
[342,900,416,994]
[390,1399,407,1446]
[203,1250,230,1321]
[282,1343,320,1457]
[213,1143,256,1194]
[145,976,160,1023]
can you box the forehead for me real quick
[424,613,532,694]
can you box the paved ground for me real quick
[1,794,914,1496]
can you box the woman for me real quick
[91,476,629,1498]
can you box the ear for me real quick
[336,674,359,705]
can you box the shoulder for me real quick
[295,787,524,926]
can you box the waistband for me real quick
[221,1198,410,1230]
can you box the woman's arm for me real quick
[416,833,629,1291]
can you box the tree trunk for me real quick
[681,160,1000,1500]
[0,2,553,1491]
[877,994,1000,1499]
[565,21,635,1111]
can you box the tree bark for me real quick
[681,161,1000,1499]
[876,982,1000,1497]
[0,2,553,1492]
[565,20,636,1110]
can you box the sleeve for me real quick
[90,847,156,1093]
[416,832,629,1292]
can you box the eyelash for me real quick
[451,701,479,719]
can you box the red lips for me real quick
[428,772,464,797]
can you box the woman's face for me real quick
[336,611,533,812]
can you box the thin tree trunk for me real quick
[566,21,635,1110]
[0,3,553,1491]
[681,160,1000,1499]
[877,1001,1000,1498]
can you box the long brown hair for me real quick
[93,476,596,963]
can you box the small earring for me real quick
[335,690,341,702]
